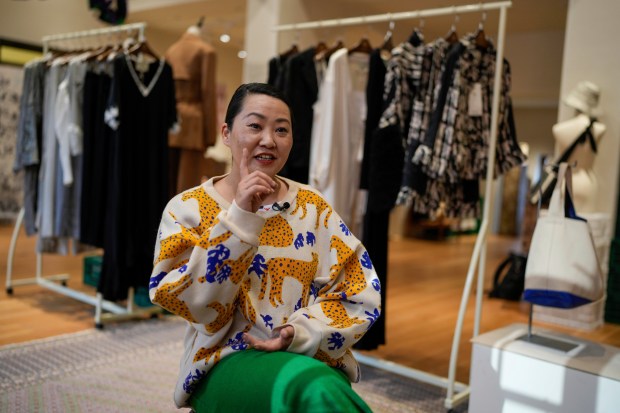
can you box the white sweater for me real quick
[150,176,382,407]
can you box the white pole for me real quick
[445,4,509,408]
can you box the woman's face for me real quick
[222,93,293,179]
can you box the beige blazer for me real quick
[165,32,217,150]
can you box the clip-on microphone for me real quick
[272,201,290,211]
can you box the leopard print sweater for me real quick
[149,175,382,407]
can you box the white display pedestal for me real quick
[469,324,620,413]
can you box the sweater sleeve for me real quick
[283,197,382,364]
[149,193,265,331]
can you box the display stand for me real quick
[274,1,512,409]
[469,323,620,412]
[5,22,162,329]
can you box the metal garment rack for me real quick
[5,22,161,328]
[274,1,511,409]
[41,22,147,53]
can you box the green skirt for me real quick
[189,349,372,413]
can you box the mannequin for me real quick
[165,18,218,196]
[552,81,606,213]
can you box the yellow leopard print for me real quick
[154,216,197,265]
[320,301,364,329]
[314,349,346,370]
[181,186,221,235]
[155,186,223,265]
[153,274,197,323]
[258,253,319,307]
[290,189,332,229]
[204,301,235,334]
[320,236,367,299]
[259,215,294,247]
[193,344,223,364]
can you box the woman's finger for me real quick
[239,147,250,179]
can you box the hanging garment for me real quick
[14,58,46,235]
[165,32,217,194]
[80,63,113,248]
[89,0,127,25]
[279,47,320,184]
[395,37,463,211]
[372,38,429,212]
[309,48,370,235]
[407,39,480,219]
[356,48,390,350]
[414,34,524,182]
[397,35,525,219]
[36,61,70,254]
[54,58,89,246]
[100,54,177,301]
[267,48,298,91]
[55,59,87,186]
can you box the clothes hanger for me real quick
[380,20,394,61]
[348,36,373,55]
[279,30,300,59]
[445,12,459,44]
[280,44,299,59]
[280,40,299,60]
[474,9,489,49]
[127,34,160,61]
[314,41,328,56]
[87,32,119,62]
[315,39,344,62]
[381,20,394,54]
[408,16,424,47]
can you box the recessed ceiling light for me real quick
[219,34,231,43]
[237,50,247,59]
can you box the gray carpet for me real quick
[0,316,468,413]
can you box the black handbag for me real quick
[529,118,597,205]
[489,252,527,301]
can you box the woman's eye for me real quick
[276,127,289,135]
[248,123,261,130]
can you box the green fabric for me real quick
[190,349,372,413]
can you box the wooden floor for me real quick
[2,219,620,386]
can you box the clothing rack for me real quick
[274,1,511,409]
[5,22,161,328]
[42,22,146,53]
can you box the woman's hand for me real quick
[243,325,294,352]
[235,148,277,212]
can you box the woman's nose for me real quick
[259,132,276,147]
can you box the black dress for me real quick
[80,67,113,248]
[356,49,391,350]
[98,55,177,301]
[278,47,319,184]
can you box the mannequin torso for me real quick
[552,113,606,213]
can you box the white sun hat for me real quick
[563,81,602,116]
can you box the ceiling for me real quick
[126,0,568,56]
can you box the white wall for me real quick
[506,30,566,180]
[558,0,620,220]
[243,0,319,83]
[0,0,107,45]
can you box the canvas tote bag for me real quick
[523,162,604,309]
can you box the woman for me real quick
[150,83,381,412]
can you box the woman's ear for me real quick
[221,123,231,147]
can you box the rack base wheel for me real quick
[6,287,13,295]
[95,322,104,330]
